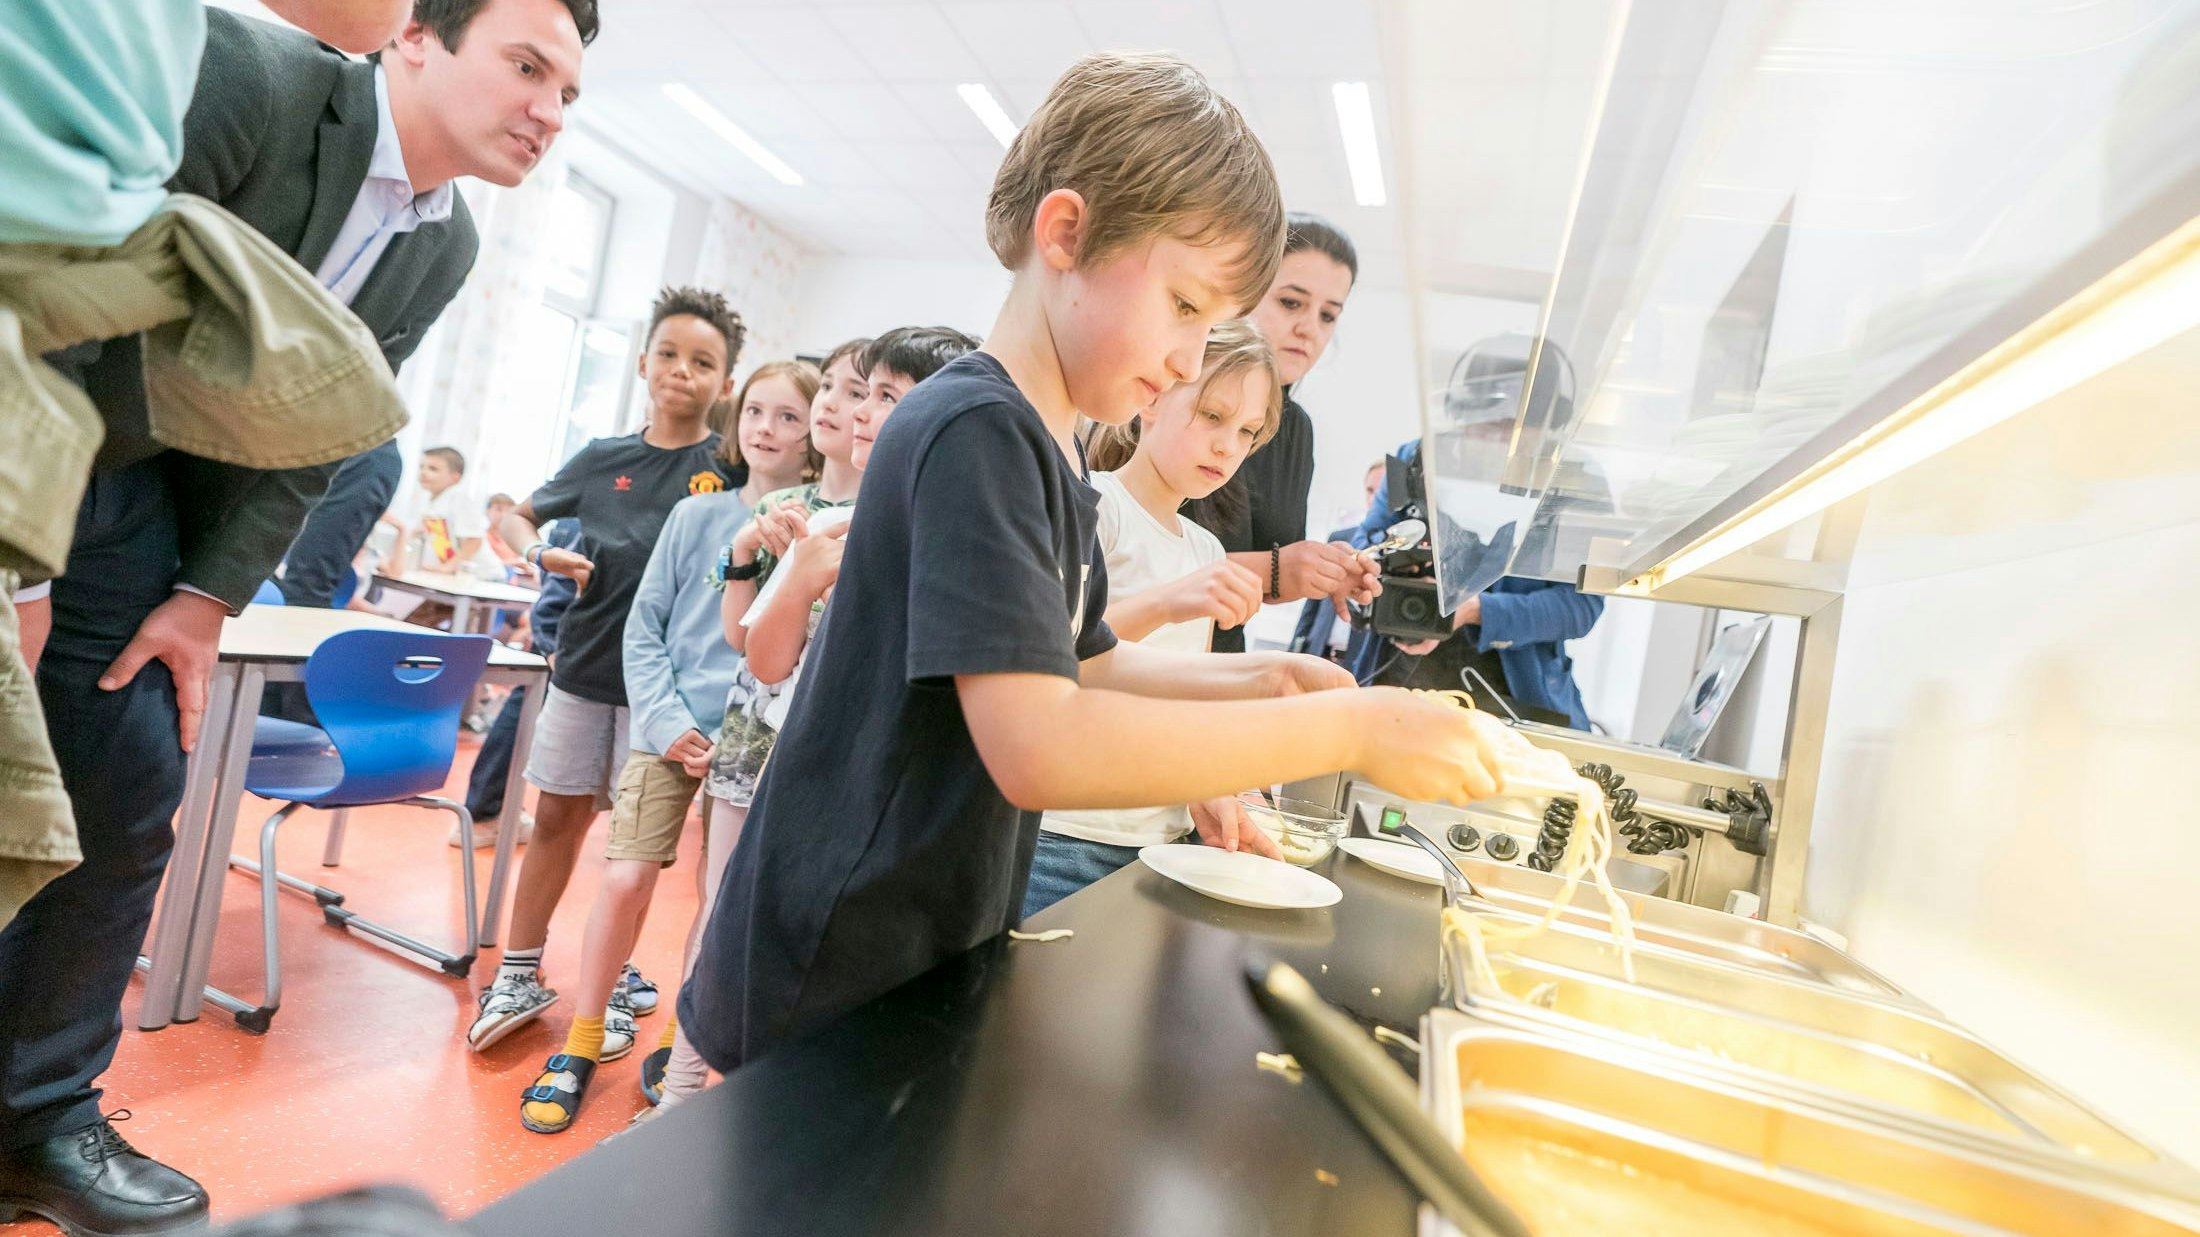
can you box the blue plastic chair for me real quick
[330,564,359,610]
[252,579,286,606]
[214,629,493,1033]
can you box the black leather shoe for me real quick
[0,1115,209,1236]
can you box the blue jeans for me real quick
[1020,831,1144,921]
[277,438,401,608]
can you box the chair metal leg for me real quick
[321,808,350,867]
[203,801,305,1033]
[313,795,480,979]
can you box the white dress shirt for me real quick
[311,64,455,307]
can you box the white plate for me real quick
[1138,845,1342,910]
[1339,837,1446,886]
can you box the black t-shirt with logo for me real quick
[526,431,734,706]
[680,352,1116,1071]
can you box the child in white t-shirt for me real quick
[381,445,502,580]
[1023,320,1288,917]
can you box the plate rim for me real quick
[1136,844,1342,909]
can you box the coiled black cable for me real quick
[1530,761,1684,866]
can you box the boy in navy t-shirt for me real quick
[681,53,1506,1071]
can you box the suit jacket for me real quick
[78,8,479,609]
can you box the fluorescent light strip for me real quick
[662,83,802,186]
[957,83,1019,148]
[1631,218,2200,593]
[1332,81,1387,207]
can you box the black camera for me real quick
[1367,452,1455,642]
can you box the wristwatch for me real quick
[724,552,764,582]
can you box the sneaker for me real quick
[600,987,637,1063]
[449,812,535,849]
[616,961,658,1017]
[468,971,558,1051]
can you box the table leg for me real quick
[453,596,475,635]
[477,671,544,949]
[173,663,267,1021]
[137,664,240,1031]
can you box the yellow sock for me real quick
[656,1016,679,1052]
[521,1016,604,1130]
[562,1014,606,1061]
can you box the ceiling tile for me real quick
[727,7,862,81]
[886,80,1010,147]
[1216,0,1383,80]
[788,78,941,142]
[823,5,989,81]
[1070,0,1242,74]
[938,2,1094,84]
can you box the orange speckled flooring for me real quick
[2,734,700,1232]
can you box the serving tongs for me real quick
[1358,517,1427,559]
[1245,957,1530,1237]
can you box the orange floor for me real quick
[2,734,703,1233]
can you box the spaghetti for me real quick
[1424,693,1641,992]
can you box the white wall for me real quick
[794,257,1009,357]
[1801,325,2200,1164]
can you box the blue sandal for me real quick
[639,1046,671,1106]
[520,1053,595,1134]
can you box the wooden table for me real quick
[137,605,548,1031]
[372,569,539,635]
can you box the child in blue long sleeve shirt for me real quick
[519,360,821,1135]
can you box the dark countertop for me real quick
[469,847,1448,1237]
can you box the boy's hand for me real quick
[1189,795,1284,860]
[1166,560,1264,629]
[755,504,812,560]
[735,499,810,563]
[1256,651,1356,697]
[99,590,230,753]
[1352,688,1505,804]
[665,728,714,772]
[538,547,594,592]
[787,532,847,596]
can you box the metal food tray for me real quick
[1418,1012,2200,1237]
[1445,940,2196,1194]
[1446,850,1920,1007]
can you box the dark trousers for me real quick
[0,464,188,1146]
[277,439,401,609]
[464,685,528,821]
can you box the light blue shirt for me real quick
[0,0,204,246]
[312,65,455,306]
[623,491,758,756]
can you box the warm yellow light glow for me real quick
[1631,217,2200,593]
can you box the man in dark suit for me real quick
[0,2,592,1230]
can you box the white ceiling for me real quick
[573,0,1413,275]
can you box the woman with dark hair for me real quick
[1185,212,1379,651]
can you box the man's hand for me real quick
[100,590,230,753]
[665,729,714,778]
[1190,795,1284,860]
[1277,540,1383,619]
[1388,595,1482,658]
[538,547,594,593]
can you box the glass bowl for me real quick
[1238,793,1348,867]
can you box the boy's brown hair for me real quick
[1086,319,1283,528]
[986,53,1286,312]
[715,360,824,483]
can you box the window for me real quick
[470,175,639,497]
